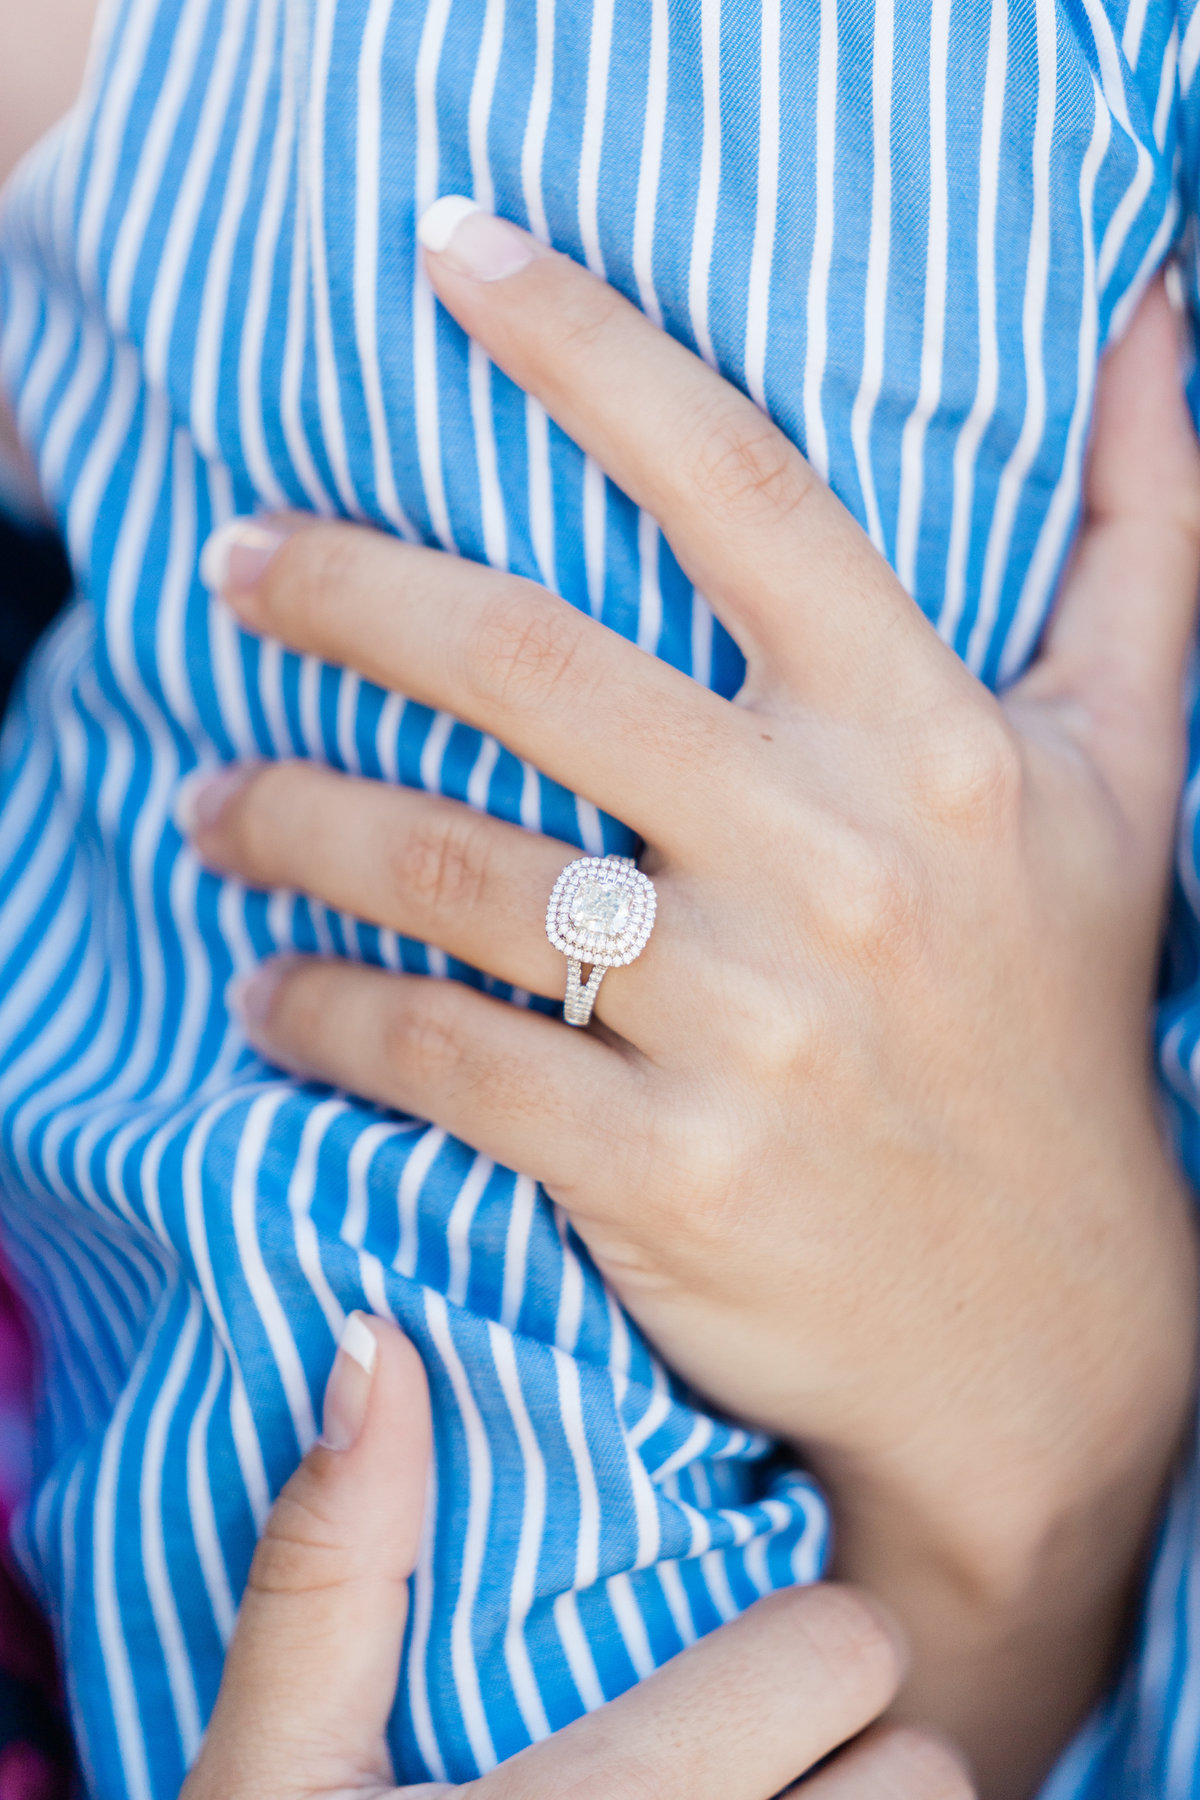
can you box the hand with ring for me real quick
[187,215,1200,1797]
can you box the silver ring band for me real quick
[545,854,658,1028]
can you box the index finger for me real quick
[418,198,946,712]
[477,1585,906,1800]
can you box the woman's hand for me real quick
[183,1312,969,1800]
[188,213,1200,1793]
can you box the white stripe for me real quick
[412,0,458,550]
[354,0,418,538]
[191,0,282,466]
[424,1291,498,1770]
[105,0,214,333]
[687,0,722,369]
[578,0,615,276]
[636,508,662,655]
[999,85,1110,680]
[181,1093,272,1527]
[848,0,894,556]
[1183,4,1200,91]
[1123,0,1151,65]
[406,1451,448,1780]
[464,0,509,573]
[231,1089,319,1450]
[967,0,1055,673]
[632,0,669,329]
[237,0,303,508]
[1081,0,1155,289]
[94,1337,159,1800]
[446,1154,494,1310]
[186,1323,238,1641]
[938,0,1007,645]
[1153,23,1179,149]
[307,0,364,517]
[744,0,781,409]
[286,1097,352,1342]
[488,1325,552,1742]
[140,1292,205,1759]
[499,1174,537,1333]
[143,0,255,388]
[895,0,951,594]
[803,0,839,480]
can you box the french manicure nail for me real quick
[199,518,286,593]
[227,960,290,1030]
[173,766,251,836]
[417,195,543,282]
[320,1312,379,1452]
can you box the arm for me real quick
[0,0,98,494]
[0,0,97,188]
[182,225,1200,1797]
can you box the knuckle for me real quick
[218,761,304,871]
[255,524,363,641]
[246,1485,350,1599]
[381,991,467,1088]
[684,398,811,528]
[466,585,587,713]
[541,279,629,363]
[393,808,492,917]
[816,825,924,966]
[643,1101,742,1229]
[794,1584,905,1710]
[913,708,1025,833]
[869,1727,977,1799]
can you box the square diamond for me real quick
[568,879,632,937]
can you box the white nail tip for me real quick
[197,518,281,591]
[417,194,484,254]
[171,770,208,835]
[339,1312,378,1377]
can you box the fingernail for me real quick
[199,518,286,593]
[227,960,291,1030]
[320,1313,379,1452]
[173,766,251,836]
[417,195,542,282]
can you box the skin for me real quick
[188,227,1200,1799]
[0,0,99,483]
[183,1312,973,1800]
[0,9,1112,1789]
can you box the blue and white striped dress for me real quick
[2,0,1200,1793]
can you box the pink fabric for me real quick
[0,1266,68,1797]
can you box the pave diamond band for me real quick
[545,855,658,1027]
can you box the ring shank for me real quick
[564,959,606,1027]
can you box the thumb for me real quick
[183,1314,432,1800]
[1018,274,1200,819]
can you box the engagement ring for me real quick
[545,855,658,1027]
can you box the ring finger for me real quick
[179,761,672,1036]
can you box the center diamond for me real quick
[569,880,632,937]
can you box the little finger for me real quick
[794,1725,975,1799]
[233,957,637,1198]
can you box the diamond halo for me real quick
[545,855,657,1024]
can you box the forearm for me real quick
[815,1152,1199,1800]
[0,0,98,189]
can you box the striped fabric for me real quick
[0,0,1199,1793]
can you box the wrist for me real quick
[803,1155,1199,1799]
